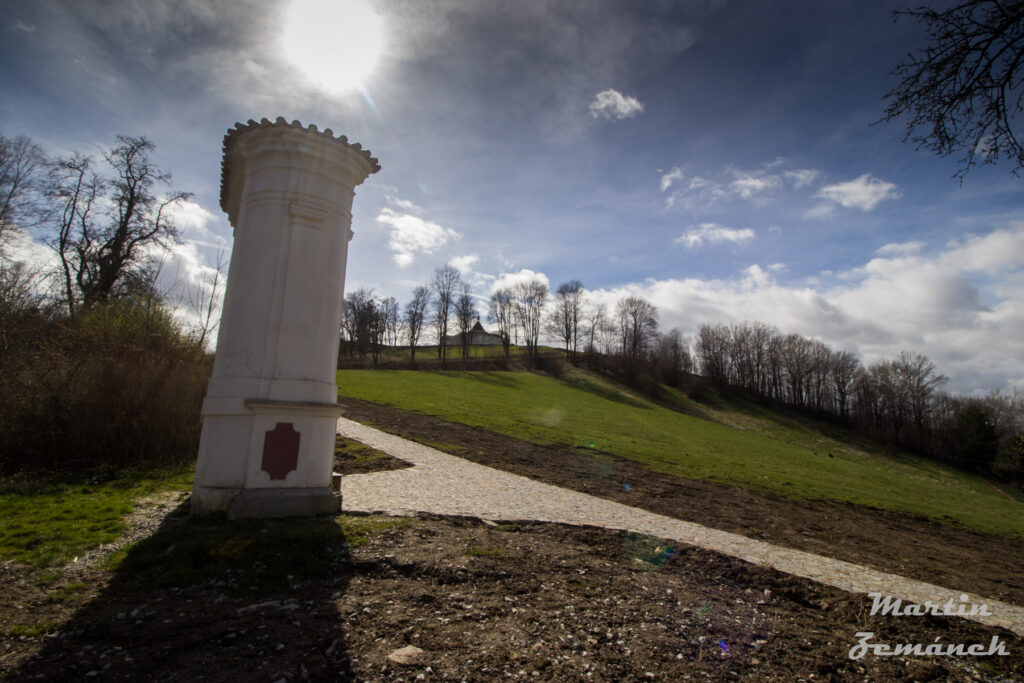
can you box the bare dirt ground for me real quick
[2,509,1022,682]
[338,398,1024,607]
[1,406,1022,681]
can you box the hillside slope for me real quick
[337,368,1024,538]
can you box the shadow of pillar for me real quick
[9,504,358,681]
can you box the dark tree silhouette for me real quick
[881,1,1024,179]
[547,279,585,362]
[431,264,460,367]
[454,282,475,359]
[47,136,190,311]
[488,287,515,358]
[404,285,430,364]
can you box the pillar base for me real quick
[192,485,341,519]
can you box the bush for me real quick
[0,294,210,475]
[992,436,1024,487]
[535,353,566,379]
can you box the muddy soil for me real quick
[2,513,1021,682]
[339,398,1024,607]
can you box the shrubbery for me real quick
[0,267,209,475]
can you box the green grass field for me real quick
[0,468,194,567]
[337,368,1024,538]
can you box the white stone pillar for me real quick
[192,118,380,519]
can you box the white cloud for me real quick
[166,199,227,248]
[388,196,424,213]
[376,207,460,268]
[877,241,925,257]
[675,223,755,249]
[589,89,645,121]
[661,161,821,209]
[588,224,1024,394]
[729,172,782,199]
[784,169,819,188]
[815,174,901,211]
[663,175,726,209]
[450,254,479,276]
[940,225,1024,274]
[804,203,836,219]
[659,167,684,192]
[155,241,227,349]
[3,231,59,274]
[491,268,550,293]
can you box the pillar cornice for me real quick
[220,117,380,226]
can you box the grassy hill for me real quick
[337,368,1024,539]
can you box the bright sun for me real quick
[282,0,385,93]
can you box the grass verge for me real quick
[0,467,194,568]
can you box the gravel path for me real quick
[338,416,1024,638]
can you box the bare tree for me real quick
[696,323,729,386]
[46,154,100,316]
[404,285,430,364]
[780,334,816,409]
[186,249,227,351]
[431,264,460,367]
[380,296,400,348]
[895,350,948,441]
[616,296,659,365]
[869,359,911,440]
[727,321,777,397]
[0,134,45,254]
[488,287,515,358]
[454,281,475,359]
[582,302,610,356]
[512,278,548,365]
[344,288,377,359]
[828,349,861,422]
[367,298,386,365]
[45,136,190,311]
[547,279,586,362]
[654,328,692,386]
[340,294,357,359]
[881,1,1024,179]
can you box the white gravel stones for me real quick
[338,417,1024,638]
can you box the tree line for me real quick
[691,321,1023,486]
[339,263,677,375]
[339,262,1022,488]
[341,264,558,368]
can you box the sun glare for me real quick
[282,0,385,93]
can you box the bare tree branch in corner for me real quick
[881,1,1024,179]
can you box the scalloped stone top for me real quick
[220,117,381,212]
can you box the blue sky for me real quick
[3,0,1024,394]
